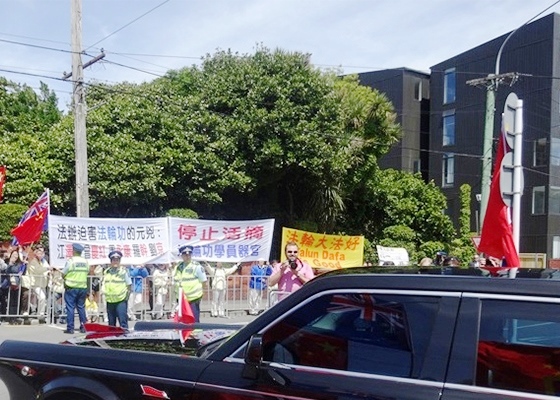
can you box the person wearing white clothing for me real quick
[204,262,240,317]
[27,244,50,320]
[151,264,170,320]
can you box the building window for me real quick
[442,154,455,187]
[532,186,545,215]
[444,68,456,104]
[414,80,422,101]
[443,111,455,146]
[533,138,547,166]
[413,160,421,173]
[551,138,560,167]
[550,187,560,215]
[553,236,560,259]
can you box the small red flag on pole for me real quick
[173,288,195,344]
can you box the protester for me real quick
[442,256,461,267]
[434,251,447,266]
[0,252,8,320]
[151,264,170,320]
[418,257,433,267]
[88,264,103,307]
[18,247,31,317]
[85,291,99,323]
[204,261,239,317]
[468,254,481,268]
[174,245,207,322]
[27,244,50,321]
[127,264,149,321]
[48,264,65,324]
[62,243,89,334]
[5,249,23,323]
[268,241,315,301]
[248,258,272,315]
[103,250,131,329]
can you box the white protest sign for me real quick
[376,245,409,266]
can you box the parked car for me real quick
[1,266,560,399]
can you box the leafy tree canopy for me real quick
[0,47,471,262]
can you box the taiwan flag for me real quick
[11,190,50,246]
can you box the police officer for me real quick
[174,245,207,322]
[103,250,132,329]
[62,243,89,334]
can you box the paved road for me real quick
[0,313,258,399]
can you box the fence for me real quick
[0,273,279,325]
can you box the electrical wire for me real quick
[84,0,171,51]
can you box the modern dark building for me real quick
[358,69,430,181]
[430,12,560,261]
[359,13,560,264]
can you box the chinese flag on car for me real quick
[478,129,520,268]
[11,190,50,246]
[173,289,195,344]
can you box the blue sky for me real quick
[1,0,559,110]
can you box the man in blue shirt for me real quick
[248,258,272,315]
[127,264,149,321]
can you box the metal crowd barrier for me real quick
[0,273,279,324]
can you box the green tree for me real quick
[0,203,28,242]
[0,78,62,205]
[450,184,477,265]
[0,48,458,264]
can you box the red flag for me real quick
[478,129,520,268]
[173,290,195,344]
[83,323,126,339]
[0,166,5,202]
[10,190,49,246]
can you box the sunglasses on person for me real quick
[286,250,298,254]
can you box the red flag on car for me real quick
[478,129,520,268]
[173,289,195,344]
[0,165,6,202]
[11,190,50,246]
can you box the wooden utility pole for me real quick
[71,0,88,217]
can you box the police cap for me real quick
[108,250,123,260]
[178,244,194,255]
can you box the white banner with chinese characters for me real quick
[48,215,275,267]
[48,215,170,267]
[168,217,274,263]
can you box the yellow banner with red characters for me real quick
[281,227,364,270]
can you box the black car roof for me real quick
[310,266,560,298]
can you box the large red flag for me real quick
[0,166,6,202]
[10,190,50,246]
[173,289,195,344]
[478,130,520,268]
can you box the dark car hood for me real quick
[64,322,242,356]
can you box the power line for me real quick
[84,0,171,51]
[100,59,165,78]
